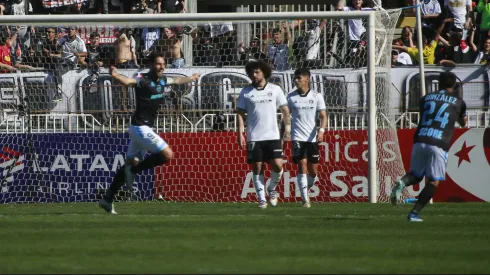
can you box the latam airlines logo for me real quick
[0,146,25,193]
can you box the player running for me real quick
[99,52,200,214]
[236,60,291,209]
[287,68,327,208]
[390,71,467,222]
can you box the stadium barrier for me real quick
[1,128,488,203]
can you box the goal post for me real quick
[0,10,406,204]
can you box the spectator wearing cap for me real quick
[0,31,34,73]
[391,49,412,67]
[114,28,138,69]
[266,28,290,71]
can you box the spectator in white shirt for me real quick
[419,0,442,38]
[58,26,87,67]
[444,0,473,40]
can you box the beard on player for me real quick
[245,60,272,87]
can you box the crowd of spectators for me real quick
[391,0,490,68]
[2,0,490,88]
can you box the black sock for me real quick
[412,183,437,214]
[401,173,422,187]
[104,167,126,203]
[130,153,168,174]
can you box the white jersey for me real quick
[421,0,442,27]
[444,0,471,27]
[237,83,288,142]
[288,89,326,142]
[58,35,87,65]
[342,6,375,41]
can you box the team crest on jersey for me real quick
[268,92,272,97]
[156,85,162,92]
[309,100,314,104]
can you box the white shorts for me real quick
[127,124,168,160]
[409,143,448,181]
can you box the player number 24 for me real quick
[421,101,449,129]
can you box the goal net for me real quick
[0,8,410,204]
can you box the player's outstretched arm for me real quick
[280,105,291,141]
[172,73,200,85]
[110,66,137,87]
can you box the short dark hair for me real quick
[272,28,281,34]
[439,72,457,90]
[245,60,272,79]
[294,68,311,78]
[89,32,100,39]
[148,52,166,64]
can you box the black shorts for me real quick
[247,140,283,164]
[292,141,319,164]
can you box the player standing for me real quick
[391,72,467,222]
[287,68,327,208]
[99,52,200,214]
[236,60,291,209]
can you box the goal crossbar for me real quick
[1,11,379,203]
[0,11,376,25]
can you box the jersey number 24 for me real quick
[421,101,449,129]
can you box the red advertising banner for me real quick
[398,128,489,203]
[154,130,406,203]
[154,129,490,203]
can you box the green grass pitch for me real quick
[0,202,489,274]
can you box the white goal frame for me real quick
[0,11,379,203]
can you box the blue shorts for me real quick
[409,143,448,181]
[127,125,168,160]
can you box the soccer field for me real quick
[0,202,488,274]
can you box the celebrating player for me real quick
[287,68,327,208]
[99,52,200,214]
[390,72,467,222]
[236,60,291,209]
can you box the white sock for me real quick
[269,169,283,191]
[307,174,316,189]
[298,174,308,201]
[253,174,266,202]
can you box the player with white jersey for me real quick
[391,72,467,222]
[236,60,291,209]
[99,52,200,214]
[287,68,327,208]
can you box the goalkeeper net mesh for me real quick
[0,7,409,203]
